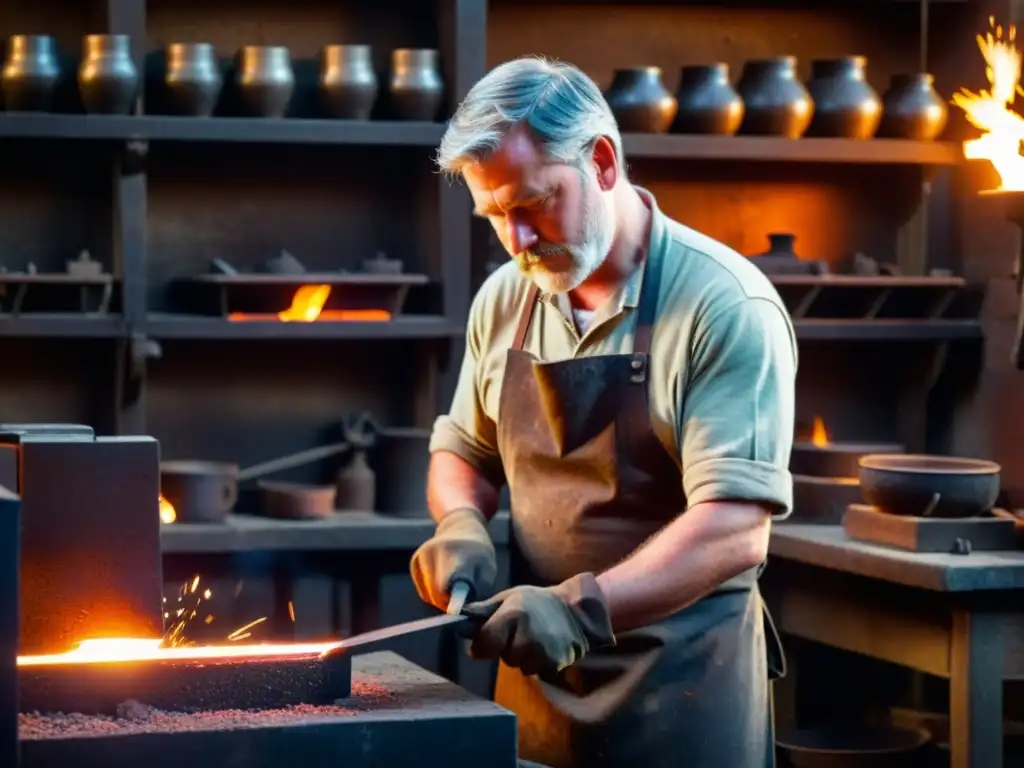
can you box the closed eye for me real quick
[474,195,551,220]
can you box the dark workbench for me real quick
[19,651,517,768]
[770,523,1024,592]
[160,511,511,554]
[159,512,513,703]
[765,523,1024,768]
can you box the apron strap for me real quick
[511,283,541,351]
[632,244,663,357]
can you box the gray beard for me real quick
[522,177,613,294]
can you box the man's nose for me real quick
[506,214,538,255]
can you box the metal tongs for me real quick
[319,580,473,664]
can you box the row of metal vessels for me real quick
[0,34,445,121]
[603,56,948,140]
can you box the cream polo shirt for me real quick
[430,189,798,517]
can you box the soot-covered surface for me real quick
[19,681,394,739]
[18,652,517,768]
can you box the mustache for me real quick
[520,243,570,265]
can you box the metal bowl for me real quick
[790,441,904,479]
[858,454,1000,518]
[258,480,337,520]
[777,724,931,768]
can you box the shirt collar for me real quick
[540,185,665,316]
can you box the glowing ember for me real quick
[952,18,1024,190]
[159,495,176,524]
[281,284,331,321]
[226,283,392,323]
[15,637,340,667]
[314,309,391,321]
[811,416,829,447]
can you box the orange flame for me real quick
[811,417,829,447]
[952,18,1024,190]
[227,284,392,323]
[279,284,332,321]
[159,495,176,524]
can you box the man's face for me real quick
[463,127,615,294]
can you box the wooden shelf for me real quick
[793,319,982,341]
[0,114,446,147]
[0,116,960,165]
[144,313,463,340]
[622,134,961,165]
[0,314,125,338]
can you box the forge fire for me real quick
[17,575,319,668]
[14,573,353,717]
[226,283,392,323]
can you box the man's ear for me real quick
[591,136,618,191]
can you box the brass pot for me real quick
[78,34,138,115]
[165,42,223,117]
[236,45,294,118]
[319,44,378,120]
[2,35,61,112]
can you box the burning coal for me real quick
[226,283,391,323]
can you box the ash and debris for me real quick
[19,681,398,740]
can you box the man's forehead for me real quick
[464,127,544,188]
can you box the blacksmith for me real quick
[411,56,796,768]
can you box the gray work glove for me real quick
[410,507,497,611]
[462,572,615,675]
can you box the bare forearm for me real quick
[595,502,772,632]
[426,450,501,524]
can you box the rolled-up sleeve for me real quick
[678,297,796,517]
[429,287,504,483]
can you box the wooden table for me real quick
[764,524,1024,768]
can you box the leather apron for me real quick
[494,242,785,768]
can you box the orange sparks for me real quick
[952,18,1024,190]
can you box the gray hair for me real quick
[437,56,623,178]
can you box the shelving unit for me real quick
[0,0,484,454]
[0,0,984,456]
[0,0,985,458]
